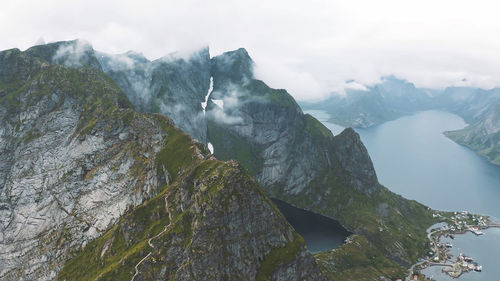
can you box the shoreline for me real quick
[406,213,500,281]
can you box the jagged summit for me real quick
[212,47,254,85]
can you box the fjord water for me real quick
[306,109,500,281]
[308,110,500,217]
[272,199,352,253]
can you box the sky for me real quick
[2,0,500,101]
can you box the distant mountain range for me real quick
[301,77,500,165]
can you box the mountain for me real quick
[434,87,500,123]
[0,44,323,280]
[96,47,211,143]
[445,104,500,164]
[100,43,437,278]
[0,40,440,280]
[301,76,433,128]
[204,52,436,279]
[433,87,500,164]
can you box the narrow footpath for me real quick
[131,197,173,281]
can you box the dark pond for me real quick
[272,199,352,253]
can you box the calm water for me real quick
[305,109,500,280]
[421,228,500,281]
[306,110,500,217]
[272,199,352,253]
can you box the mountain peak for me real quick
[211,47,254,85]
[24,39,102,71]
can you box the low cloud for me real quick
[3,0,500,101]
[207,88,245,125]
[52,39,93,67]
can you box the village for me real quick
[399,211,500,281]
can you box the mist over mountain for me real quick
[301,76,500,165]
[301,76,433,127]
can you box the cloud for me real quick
[2,0,500,101]
[209,108,244,125]
[207,88,245,125]
[52,39,93,67]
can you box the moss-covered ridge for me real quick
[58,158,322,280]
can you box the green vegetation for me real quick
[207,119,263,175]
[256,233,305,281]
[22,129,42,143]
[444,104,500,165]
[275,168,437,278]
[155,117,207,182]
[58,189,171,281]
[242,79,301,110]
[446,128,500,165]
[315,235,406,280]
[305,114,334,139]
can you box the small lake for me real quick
[305,109,500,280]
[272,199,352,253]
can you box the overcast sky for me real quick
[2,0,500,101]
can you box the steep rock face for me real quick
[97,48,211,142]
[0,46,324,281]
[331,128,378,194]
[82,44,434,277]
[0,50,173,280]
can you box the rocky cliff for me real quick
[0,45,324,281]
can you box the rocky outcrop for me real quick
[331,128,379,194]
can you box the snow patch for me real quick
[207,142,214,154]
[211,99,224,109]
[201,76,214,115]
